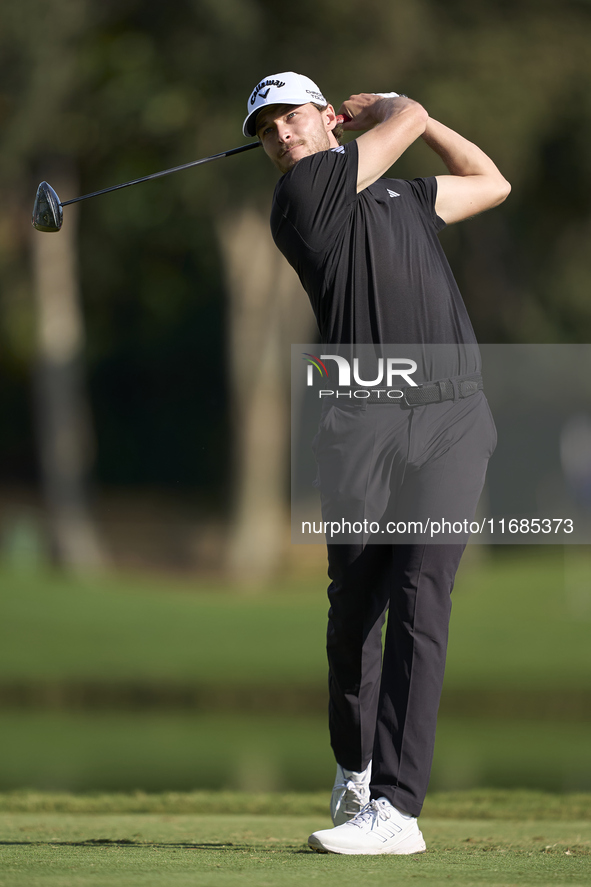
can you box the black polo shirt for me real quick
[270,139,478,349]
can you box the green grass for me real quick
[1,550,590,796]
[445,548,591,689]
[0,567,328,685]
[1,548,590,690]
[0,792,590,887]
[1,788,591,818]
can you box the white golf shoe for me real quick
[309,797,427,855]
[330,761,372,826]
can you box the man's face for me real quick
[256,103,336,174]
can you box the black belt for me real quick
[331,373,484,406]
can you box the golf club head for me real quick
[32,181,63,232]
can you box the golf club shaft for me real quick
[60,141,261,207]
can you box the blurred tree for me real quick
[0,0,109,568]
[31,163,108,569]
[218,206,315,581]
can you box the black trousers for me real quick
[316,392,496,817]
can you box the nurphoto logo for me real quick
[302,352,418,399]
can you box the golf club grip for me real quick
[336,114,352,124]
[60,142,262,207]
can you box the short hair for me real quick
[312,103,344,145]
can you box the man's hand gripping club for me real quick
[337,91,510,221]
[336,93,428,193]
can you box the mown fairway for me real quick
[1,791,590,887]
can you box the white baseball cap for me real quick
[243,72,327,137]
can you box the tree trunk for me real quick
[31,161,109,571]
[218,205,316,584]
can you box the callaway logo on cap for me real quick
[243,72,327,137]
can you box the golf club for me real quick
[32,112,352,233]
[32,141,262,233]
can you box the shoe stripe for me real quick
[372,823,403,842]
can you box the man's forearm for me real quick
[421,116,510,223]
[422,117,503,178]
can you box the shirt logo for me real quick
[387,189,400,198]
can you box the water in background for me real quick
[2,710,590,794]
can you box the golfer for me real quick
[243,73,509,855]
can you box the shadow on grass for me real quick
[0,839,310,852]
